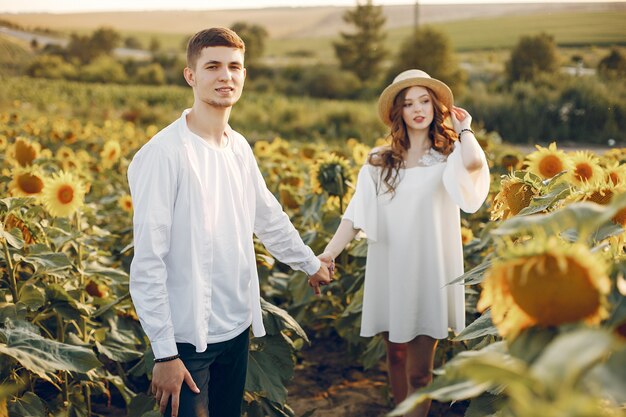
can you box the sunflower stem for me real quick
[1,237,19,303]
[74,211,88,343]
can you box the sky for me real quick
[1,0,622,14]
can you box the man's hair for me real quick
[186,27,246,69]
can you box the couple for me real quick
[127,27,489,417]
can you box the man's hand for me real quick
[308,254,334,296]
[152,359,200,417]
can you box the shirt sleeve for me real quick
[343,164,379,242]
[442,141,490,214]
[127,144,178,359]
[248,146,321,276]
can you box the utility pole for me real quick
[414,0,420,30]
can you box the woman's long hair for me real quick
[368,86,457,195]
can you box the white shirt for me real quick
[128,110,320,359]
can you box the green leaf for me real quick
[517,182,570,216]
[18,246,72,275]
[7,392,46,417]
[84,262,129,282]
[127,393,156,417]
[0,303,27,322]
[494,196,626,238]
[46,284,91,320]
[585,345,626,404]
[508,327,558,364]
[261,298,309,343]
[361,334,385,370]
[453,310,498,341]
[246,334,293,404]
[464,392,505,417]
[96,336,142,363]
[530,328,617,388]
[18,284,46,310]
[448,258,493,286]
[1,228,24,250]
[0,320,101,383]
[389,379,492,416]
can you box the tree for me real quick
[388,26,466,95]
[333,0,388,82]
[230,22,268,66]
[506,32,559,82]
[66,27,121,63]
[124,36,143,50]
[149,36,162,55]
[89,27,121,55]
[597,48,626,80]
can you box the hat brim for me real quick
[377,77,454,126]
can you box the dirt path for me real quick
[286,333,467,417]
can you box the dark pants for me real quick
[164,329,249,417]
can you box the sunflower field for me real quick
[0,75,625,417]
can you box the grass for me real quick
[0,34,32,73]
[265,11,626,63]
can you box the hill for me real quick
[1,2,624,40]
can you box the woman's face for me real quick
[401,86,434,133]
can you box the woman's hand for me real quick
[451,106,472,133]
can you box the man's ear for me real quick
[183,66,195,87]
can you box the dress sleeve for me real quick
[442,141,490,213]
[343,164,379,242]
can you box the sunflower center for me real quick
[588,189,613,205]
[613,207,626,227]
[18,174,44,194]
[15,141,37,166]
[504,183,534,216]
[538,155,563,178]
[609,172,620,185]
[574,163,593,181]
[509,254,599,326]
[57,185,75,204]
[501,154,520,170]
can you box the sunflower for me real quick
[461,227,474,245]
[478,236,610,339]
[299,144,317,161]
[352,143,371,165]
[253,140,271,157]
[8,167,45,198]
[0,134,7,151]
[42,171,86,218]
[55,146,76,162]
[269,137,291,158]
[278,184,301,210]
[499,152,523,172]
[118,195,133,213]
[100,140,122,169]
[7,137,41,167]
[603,161,626,186]
[310,153,353,197]
[3,213,36,245]
[524,142,572,180]
[491,174,541,221]
[567,150,602,185]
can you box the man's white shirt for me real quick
[127,109,320,359]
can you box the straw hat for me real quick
[377,69,454,126]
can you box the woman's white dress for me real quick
[343,142,490,342]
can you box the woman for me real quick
[320,69,490,417]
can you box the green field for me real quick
[265,11,626,63]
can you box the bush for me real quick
[597,48,626,80]
[78,56,127,84]
[134,63,166,85]
[506,33,559,83]
[26,55,77,80]
[300,66,362,99]
[387,26,466,96]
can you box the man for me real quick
[127,27,331,417]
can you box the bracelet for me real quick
[458,128,475,140]
[154,354,180,363]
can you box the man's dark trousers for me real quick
[164,329,249,417]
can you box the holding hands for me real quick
[308,253,335,296]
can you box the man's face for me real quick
[185,46,246,108]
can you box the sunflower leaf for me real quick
[453,310,498,341]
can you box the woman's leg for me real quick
[383,332,408,405]
[404,335,438,417]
